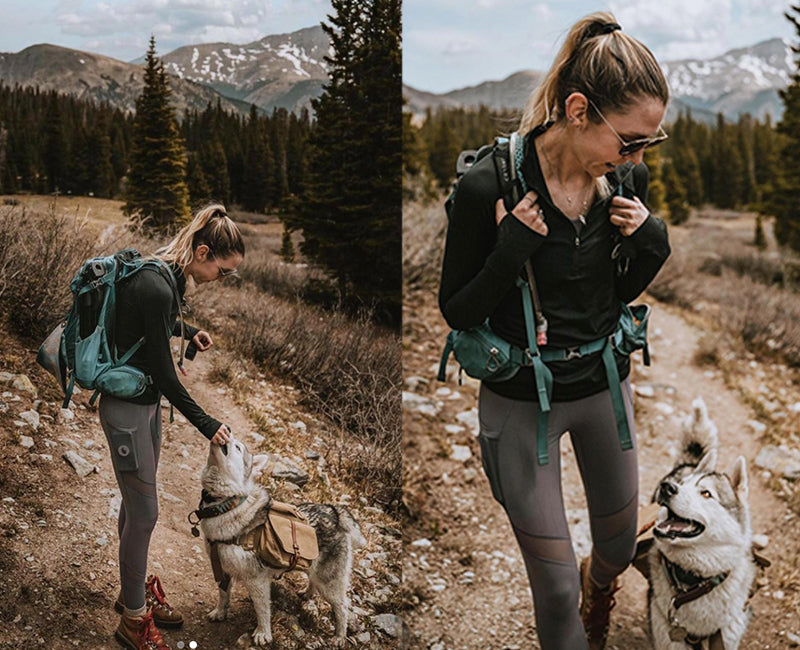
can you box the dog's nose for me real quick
[658,480,678,501]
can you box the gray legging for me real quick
[478,379,638,650]
[99,395,162,612]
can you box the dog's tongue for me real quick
[655,519,695,537]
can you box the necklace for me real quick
[540,140,593,220]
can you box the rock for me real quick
[95,536,109,547]
[463,468,478,482]
[405,375,429,391]
[411,538,432,548]
[268,454,309,486]
[0,372,15,384]
[249,432,265,443]
[450,444,472,463]
[12,375,37,396]
[290,420,307,431]
[755,445,800,480]
[0,402,7,413]
[634,385,655,398]
[747,420,767,435]
[20,410,40,430]
[62,450,98,478]
[752,534,769,550]
[456,408,479,435]
[356,632,371,644]
[305,449,321,460]
[402,391,440,417]
[654,402,674,415]
[444,424,464,435]
[108,495,122,519]
[371,613,404,639]
[786,631,800,646]
[20,436,35,449]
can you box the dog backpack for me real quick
[37,248,181,408]
[239,501,320,571]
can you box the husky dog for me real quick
[646,398,756,650]
[198,436,367,647]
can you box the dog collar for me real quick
[659,552,729,610]
[187,492,249,537]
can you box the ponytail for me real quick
[518,12,669,136]
[154,204,245,270]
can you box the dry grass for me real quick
[198,285,401,507]
[403,196,447,291]
[649,215,800,366]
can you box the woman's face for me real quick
[571,94,667,178]
[187,245,243,284]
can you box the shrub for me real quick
[0,204,96,340]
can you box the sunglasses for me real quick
[208,247,240,279]
[588,99,668,157]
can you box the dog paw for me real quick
[251,627,273,647]
[207,607,229,621]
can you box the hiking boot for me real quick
[114,575,184,628]
[579,556,619,650]
[114,610,171,650]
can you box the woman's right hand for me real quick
[211,424,231,446]
[495,191,548,236]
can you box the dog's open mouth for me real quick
[654,508,705,539]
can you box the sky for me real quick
[0,0,331,62]
[404,0,796,93]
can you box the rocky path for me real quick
[0,335,402,649]
[402,289,800,649]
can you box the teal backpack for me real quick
[37,248,181,408]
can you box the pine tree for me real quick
[754,214,767,250]
[124,36,190,231]
[292,0,402,325]
[280,227,295,262]
[643,147,667,216]
[663,161,690,225]
[769,4,800,252]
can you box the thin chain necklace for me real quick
[540,140,593,221]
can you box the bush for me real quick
[0,204,96,340]
[197,285,402,507]
[403,197,447,290]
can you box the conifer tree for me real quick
[643,147,667,216]
[663,161,690,225]
[292,0,401,325]
[124,36,190,230]
[769,4,800,252]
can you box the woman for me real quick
[103,204,244,650]
[439,13,670,650]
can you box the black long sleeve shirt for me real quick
[113,265,222,439]
[439,131,671,402]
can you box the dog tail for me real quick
[339,508,368,550]
[679,397,718,467]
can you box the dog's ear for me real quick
[729,456,749,499]
[696,448,718,474]
[251,454,271,479]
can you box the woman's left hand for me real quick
[192,331,213,352]
[609,196,649,236]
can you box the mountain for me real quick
[160,26,329,113]
[404,38,793,123]
[662,38,791,121]
[0,43,249,115]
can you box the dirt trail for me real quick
[0,336,396,649]
[403,289,799,649]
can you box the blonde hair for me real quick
[519,12,669,135]
[154,204,244,270]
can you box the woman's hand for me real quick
[192,330,213,352]
[495,191,548,236]
[211,424,230,446]
[609,196,649,236]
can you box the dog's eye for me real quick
[700,489,713,499]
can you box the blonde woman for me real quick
[102,204,244,649]
[439,13,670,650]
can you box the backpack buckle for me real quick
[565,347,582,360]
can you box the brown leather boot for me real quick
[579,556,619,650]
[114,575,184,628]
[114,610,171,650]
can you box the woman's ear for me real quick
[194,244,211,261]
[564,92,590,127]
